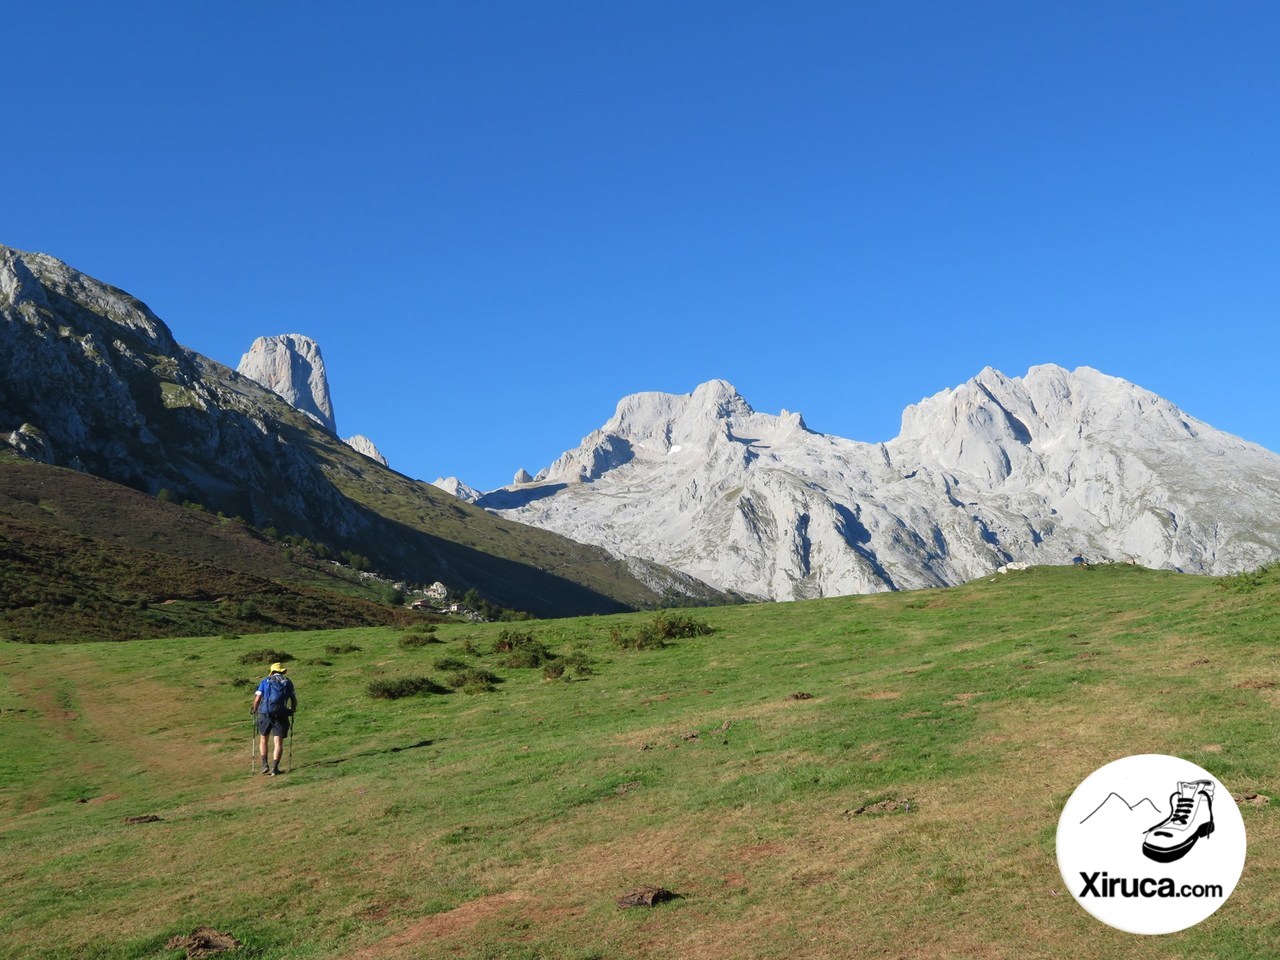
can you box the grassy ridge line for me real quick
[0,565,1277,958]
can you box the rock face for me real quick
[473,369,1280,600]
[0,243,726,615]
[432,476,482,503]
[344,434,387,466]
[237,334,336,433]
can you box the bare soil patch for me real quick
[164,927,240,958]
[343,892,528,959]
[616,885,679,908]
[843,798,913,816]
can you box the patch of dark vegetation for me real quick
[0,461,417,642]
[227,677,254,689]
[324,643,361,655]
[432,656,470,672]
[543,661,566,680]
[399,633,442,648]
[366,676,449,700]
[405,622,439,635]
[1221,561,1280,593]
[301,658,332,667]
[612,611,713,650]
[493,629,555,667]
[123,814,162,825]
[446,667,500,694]
[787,691,814,701]
[236,649,293,666]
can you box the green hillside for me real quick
[2,564,1278,958]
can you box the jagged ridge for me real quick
[464,368,1280,600]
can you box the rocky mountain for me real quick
[344,433,388,466]
[467,369,1280,601]
[236,333,389,467]
[238,334,336,432]
[0,243,729,619]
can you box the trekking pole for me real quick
[288,711,295,773]
[250,712,257,775]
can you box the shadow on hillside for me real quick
[475,483,567,510]
[307,738,435,769]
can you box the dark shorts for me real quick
[256,712,290,737]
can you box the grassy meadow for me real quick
[2,563,1279,959]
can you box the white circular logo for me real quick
[1057,754,1246,934]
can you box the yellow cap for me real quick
[270,662,287,674]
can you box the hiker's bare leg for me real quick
[259,733,269,766]
[272,735,284,764]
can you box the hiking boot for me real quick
[271,765,282,776]
[1143,780,1215,863]
[260,764,270,775]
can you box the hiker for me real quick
[250,662,297,776]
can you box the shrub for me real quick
[228,677,254,688]
[614,624,667,650]
[542,661,566,680]
[446,667,499,693]
[237,649,294,666]
[324,643,361,655]
[398,634,440,648]
[491,628,534,653]
[461,639,477,656]
[492,629,553,667]
[612,613,714,650]
[432,656,470,672]
[650,612,714,640]
[366,676,448,700]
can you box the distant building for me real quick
[426,581,449,601]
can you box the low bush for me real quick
[324,643,361,655]
[237,649,294,665]
[612,612,713,650]
[366,676,448,700]
[433,656,470,672]
[493,629,554,667]
[446,667,499,694]
[398,634,441,648]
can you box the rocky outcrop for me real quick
[237,334,336,433]
[0,243,725,616]
[344,434,387,466]
[474,368,1280,600]
[432,476,482,503]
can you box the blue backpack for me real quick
[261,674,291,717]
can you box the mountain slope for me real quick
[0,453,415,641]
[0,244,729,619]
[472,369,1280,600]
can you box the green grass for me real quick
[2,565,1279,958]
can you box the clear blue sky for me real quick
[7,2,1279,490]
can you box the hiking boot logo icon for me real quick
[1142,779,1215,863]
